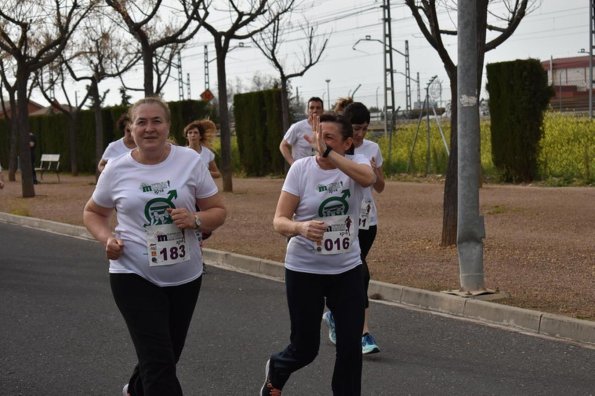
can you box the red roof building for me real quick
[541,55,594,112]
[0,98,45,119]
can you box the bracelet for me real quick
[322,146,332,158]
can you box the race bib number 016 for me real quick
[315,214,354,255]
[146,224,190,266]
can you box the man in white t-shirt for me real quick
[279,97,324,166]
[97,113,136,173]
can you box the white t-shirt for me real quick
[282,154,370,275]
[352,139,384,227]
[101,138,134,162]
[283,119,315,161]
[196,146,215,168]
[92,145,218,287]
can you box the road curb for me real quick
[2,212,593,347]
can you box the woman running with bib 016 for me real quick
[83,96,226,396]
[261,112,376,396]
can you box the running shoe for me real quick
[322,311,337,345]
[361,333,380,354]
[260,359,282,396]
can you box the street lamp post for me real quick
[376,86,379,109]
[325,79,331,109]
[353,36,413,112]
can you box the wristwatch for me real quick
[322,146,332,158]
[194,214,202,230]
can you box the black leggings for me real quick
[110,273,202,396]
[358,225,377,308]
[270,266,365,395]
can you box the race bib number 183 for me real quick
[146,224,190,266]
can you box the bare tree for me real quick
[105,0,205,97]
[0,61,40,182]
[193,0,295,192]
[0,62,19,182]
[63,16,139,177]
[0,0,93,197]
[404,0,536,246]
[252,14,329,133]
[35,62,91,176]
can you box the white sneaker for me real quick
[322,311,337,345]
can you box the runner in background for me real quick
[97,114,136,173]
[279,97,324,166]
[323,102,385,355]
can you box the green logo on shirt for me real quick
[318,189,350,217]
[144,190,177,226]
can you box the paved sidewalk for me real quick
[1,212,593,348]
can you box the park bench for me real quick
[35,154,61,183]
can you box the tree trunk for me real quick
[8,100,18,182]
[215,45,233,192]
[441,69,458,246]
[17,72,34,198]
[69,112,79,176]
[90,81,104,180]
[143,47,154,97]
[280,77,290,133]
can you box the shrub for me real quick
[486,59,554,182]
[539,112,594,185]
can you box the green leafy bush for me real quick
[375,113,592,186]
[539,112,594,185]
[375,119,493,176]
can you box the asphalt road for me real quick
[1,222,594,396]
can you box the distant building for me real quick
[0,98,45,119]
[0,99,76,119]
[542,55,595,112]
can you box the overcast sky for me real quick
[39,0,590,111]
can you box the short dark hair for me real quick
[319,112,352,138]
[307,96,324,108]
[319,112,355,154]
[343,102,370,124]
[116,113,131,133]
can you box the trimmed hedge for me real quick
[486,59,554,182]
[0,100,215,173]
[233,89,285,176]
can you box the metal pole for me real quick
[405,40,411,112]
[376,86,379,109]
[559,73,562,111]
[383,0,396,162]
[425,86,431,175]
[416,72,421,104]
[325,79,331,109]
[177,50,184,100]
[187,73,191,99]
[382,4,388,137]
[204,45,210,90]
[590,0,593,119]
[457,0,485,291]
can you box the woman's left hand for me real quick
[304,116,326,156]
[167,208,195,229]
